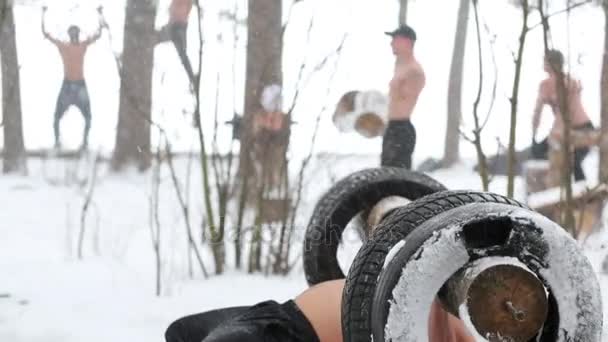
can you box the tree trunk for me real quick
[241,0,284,272]
[111,0,156,171]
[600,2,608,184]
[443,0,470,167]
[239,0,284,177]
[399,0,408,25]
[1,4,26,174]
[507,1,529,198]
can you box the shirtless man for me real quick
[532,49,594,180]
[160,0,195,86]
[165,280,474,342]
[381,24,426,170]
[42,6,103,149]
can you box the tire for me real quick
[341,190,527,342]
[371,203,602,342]
[303,167,446,286]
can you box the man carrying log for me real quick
[531,49,595,181]
[381,24,426,170]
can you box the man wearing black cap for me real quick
[381,24,425,169]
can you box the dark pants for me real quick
[532,121,594,181]
[381,119,416,169]
[572,122,594,181]
[165,306,247,342]
[53,80,91,148]
[165,300,319,342]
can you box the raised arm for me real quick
[83,6,104,45]
[41,7,61,46]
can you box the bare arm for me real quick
[532,83,546,140]
[41,7,61,46]
[83,7,104,45]
[402,67,426,100]
[393,66,425,118]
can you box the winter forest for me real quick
[1,0,608,341]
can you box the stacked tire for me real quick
[303,167,603,341]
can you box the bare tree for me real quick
[601,0,608,183]
[506,0,530,198]
[443,0,470,167]
[149,141,162,296]
[1,1,26,174]
[238,0,284,188]
[275,36,348,275]
[77,153,100,259]
[111,0,156,171]
[399,0,408,24]
[240,0,284,272]
[165,141,209,278]
[471,0,490,190]
[539,0,577,233]
[189,0,227,274]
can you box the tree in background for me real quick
[399,0,408,24]
[600,0,608,183]
[238,0,285,272]
[239,0,284,183]
[506,0,530,198]
[443,0,470,167]
[470,0,490,190]
[1,1,26,174]
[111,0,157,171]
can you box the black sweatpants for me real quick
[381,119,416,169]
[165,300,320,342]
[572,121,594,181]
[532,121,594,181]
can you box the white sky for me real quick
[1,0,605,165]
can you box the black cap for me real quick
[385,25,417,41]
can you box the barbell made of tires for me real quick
[341,190,527,342]
[303,167,446,285]
[366,202,602,341]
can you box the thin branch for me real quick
[165,141,209,278]
[507,0,530,198]
[77,151,101,259]
[285,13,316,116]
[528,0,592,31]
[480,20,499,132]
[459,129,475,144]
[281,0,301,39]
[149,136,163,296]
[286,33,348,117]
[471,0,490,191]
[282,34,348,272]
[193,0,223,274]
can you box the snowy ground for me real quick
[0,153,606,342]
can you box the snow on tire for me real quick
[302,167,446,286]
[341,191,526,342]
[369,202,602,342]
